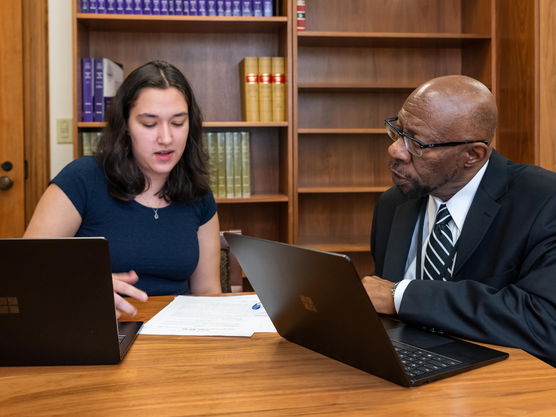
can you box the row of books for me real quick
[203,131,251,198]
[81,131,102,156]
[81,57,124,122]
[81,1,276,16]
[240,57,286,122]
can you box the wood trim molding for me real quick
[22,0,50,224]
[537,0,556,170]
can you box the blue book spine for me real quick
[168,0,175,14]
[231,0,241,16]
[174,0,183,15]
[198,0,207,16]
[97,0,107,13]
[93,58,105,122]
[253,0,262,16]
[115,0,125,13]
[89,0,98,13]
[143,0,152,14]
[241,0,252,16]
[216,0,224,15]
[224,0,232,16]
[183,0,190,15]
[133,0,143,14]
[160,0,170,14]
[124,0,134,13]
[207,0,217,15]
[189,0,198,15]
[152,0,161,13]
[81,58,94,122]
[81,0,90,13]
[106,0,117,13]
[262,0,272,16]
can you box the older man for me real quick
[363,75,556,366]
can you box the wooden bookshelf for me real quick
[292,0,496,276]
[71,0,554,278]
[72,1,294,243]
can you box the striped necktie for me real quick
[423,204,454,281]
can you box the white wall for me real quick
[48,0,73,178]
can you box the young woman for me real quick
[25,61,221,316]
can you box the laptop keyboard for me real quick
[393,341,462,378]
[118,334,126,344]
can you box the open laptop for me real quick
[0,237,142,366]
[224,233,508,387]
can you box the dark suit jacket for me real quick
[371,150,556,366]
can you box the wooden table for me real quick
[1,296,555,416]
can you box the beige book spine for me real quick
[233,132,243,198]
[81,132,92,156]
[258,57,272,122]
[241,131,251,198]
[271,57,286,122]
[206,132,218,194]
[225,131,235,198]
[239,57,259,122]
[216,132,226,198]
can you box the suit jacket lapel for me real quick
[382,198,425,280]
[453,151,508,276]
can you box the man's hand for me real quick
[112,270,148,318]
[361,275,396,315]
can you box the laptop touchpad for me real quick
[388,325,454,349]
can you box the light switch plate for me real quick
[56,118,73,144]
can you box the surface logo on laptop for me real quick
[0,297,20,314]
[299,295,318,313]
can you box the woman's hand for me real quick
[112,270,148,318]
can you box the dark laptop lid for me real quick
[225,233,508,387]
[0,237,142,366]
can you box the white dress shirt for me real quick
[393,161,489,313]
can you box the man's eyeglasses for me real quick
[384,117,490,157]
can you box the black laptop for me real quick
[0,237,142,366]
[224,233,508,387]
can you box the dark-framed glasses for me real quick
[384,116,490,157]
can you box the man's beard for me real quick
[397,176,432,199]
[389,161,458,200]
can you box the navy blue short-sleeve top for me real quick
[51,156,217,296]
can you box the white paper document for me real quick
[139,294,277,337]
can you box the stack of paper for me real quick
[139,294,277,337]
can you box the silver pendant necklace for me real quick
[153,208,159,220]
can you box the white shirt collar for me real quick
[427,160,490,233]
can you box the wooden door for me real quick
[0,0,25,237]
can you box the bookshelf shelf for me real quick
[297,31,491,48]
[216,194,289,204]
[297,83,417,92]
[203,121,289,128]
[298,186,390,194]
[77,122,106,129]
[76,14,288,33]
[78,121,289,129]
[298,128,385,135]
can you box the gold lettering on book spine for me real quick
[271,57,286,121]
[258,57,273,122]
